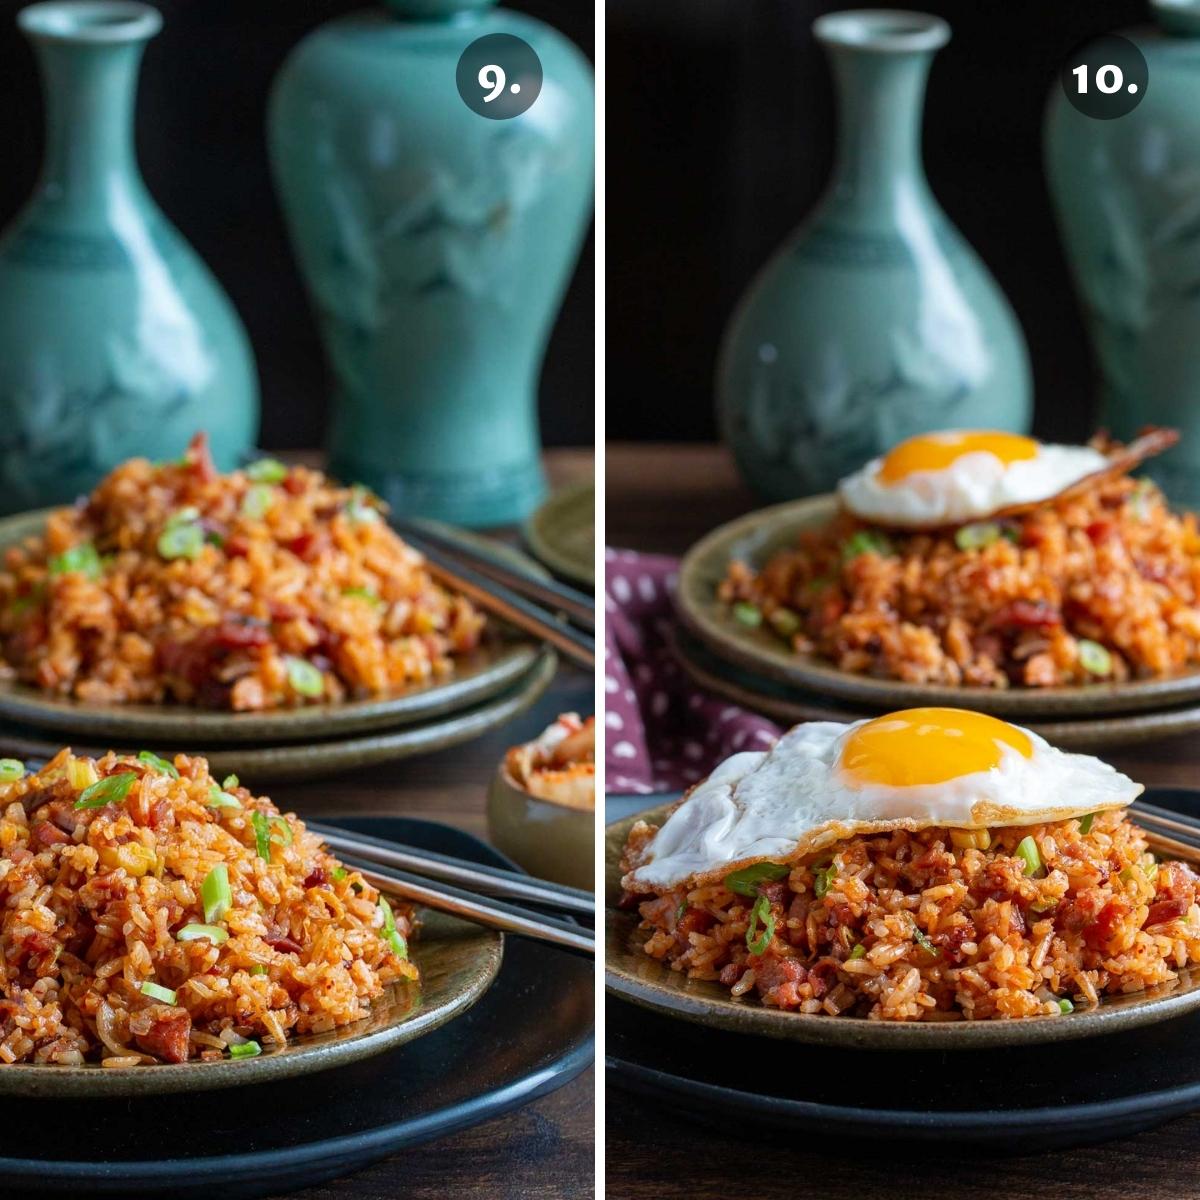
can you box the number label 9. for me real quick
[478,64,506,103]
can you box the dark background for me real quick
[606,0,1148,443]
[0,0,594,451]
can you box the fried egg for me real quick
[622,708,1141,891]
[837,431,1109,527]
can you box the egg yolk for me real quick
[839,708,1033,788]
[876,431,1040,484]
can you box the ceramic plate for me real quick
[0,648,557,781]
[0,816,593,1197]
[673,627,1200,752]
[0,509,543,743]
[524,481,595,586]
[605,802,1200,1049]
[676,494,1200,718]
[606,793,1200,1153]
[0,871,502,1095]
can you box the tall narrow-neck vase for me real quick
[717,10,1031,501]
[0,1,258,512]
[1046,0,1200,507]
[268,0,594,527]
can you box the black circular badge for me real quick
[456,33,543,120]
[1060,35,1148,120]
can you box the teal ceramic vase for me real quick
[1046,0,1200,506]
[267,0,594,528]
[0,1,258,513]
[716,10,1032,501]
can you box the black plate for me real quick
[606,787,1200,1152]
[0,817,594,1196]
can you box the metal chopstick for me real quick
[306,821,595,917]
[338,855,594,956]
[396,529,595,672]
[1132,800,1200,842]
[394,519,594,631]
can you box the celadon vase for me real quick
[716,10,1032,501]
[0,1,258,513]
[1045,0,1200,507]
[268,0,594,527]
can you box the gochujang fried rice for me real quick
[620,708,1200,1022]
[0,751,416,1066]
[718,428,1200,689]
[0,432,485,710]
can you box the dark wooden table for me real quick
[263,447,594,1200]
[606,441,1200,1200]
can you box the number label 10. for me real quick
[1071,63,1136,95]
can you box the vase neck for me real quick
[19,3,161,214]
[815,11,948,220]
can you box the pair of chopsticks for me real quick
[308,821,594,957]
[391,518,594,673]
[1132,800,1200,867]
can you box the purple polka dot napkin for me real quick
[604,548,782,795]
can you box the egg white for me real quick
[622,720,1142,892]
[838,443,1110,527]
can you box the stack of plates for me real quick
[0,511,555,779]
[674,496,1200,749]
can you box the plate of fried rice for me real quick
[606,710,1200,1048]
[0,750,502,1095]
[678,431,1200,717]
[0,434,542,742]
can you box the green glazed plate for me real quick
[0,509,542,743]
[606,805,1200,1049]
[672,627,1200,752]
[523,481,594,586]
[0,906,502,1097]
[676,494,1200,719]
[0,649,557,782]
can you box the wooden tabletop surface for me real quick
[262,447,594,1200]
[605,440,1200,1200]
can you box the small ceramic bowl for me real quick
[487,761,594,891]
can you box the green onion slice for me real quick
[0,759,25,783]
[251,811,271,861]
[1058,998,1075,1014]
[675,901,687,923]
[137,750,179,779]
[269,816,293,847]
[246,458,288,484]
[139,981,177,1005]
[249,964,268,976]
[48,543,103,580]
[813,862,838,899]
[207,784,241,810]
[345,485,382,524]
[332,867,348,882]
[731,601,761,628]
[284,656,324,698]
[724,862,789,897]
[176,923,229,945]
[157,513,206,561]
[386,929,408,957]
[745,893,775,956]
[1078,812,1095,835]
[912,927,940,958]
[222,775,239,790]
[954,522,1002,551]
[230,1040,261,1059]
[842,530,893,562]
[202,863,232,924]
[849,943,866,960]
[240,483,275,520]
[74,771,137,811]
[1015,835,1044,878]
[342,586,382,608]
[1078,639,1112,677]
